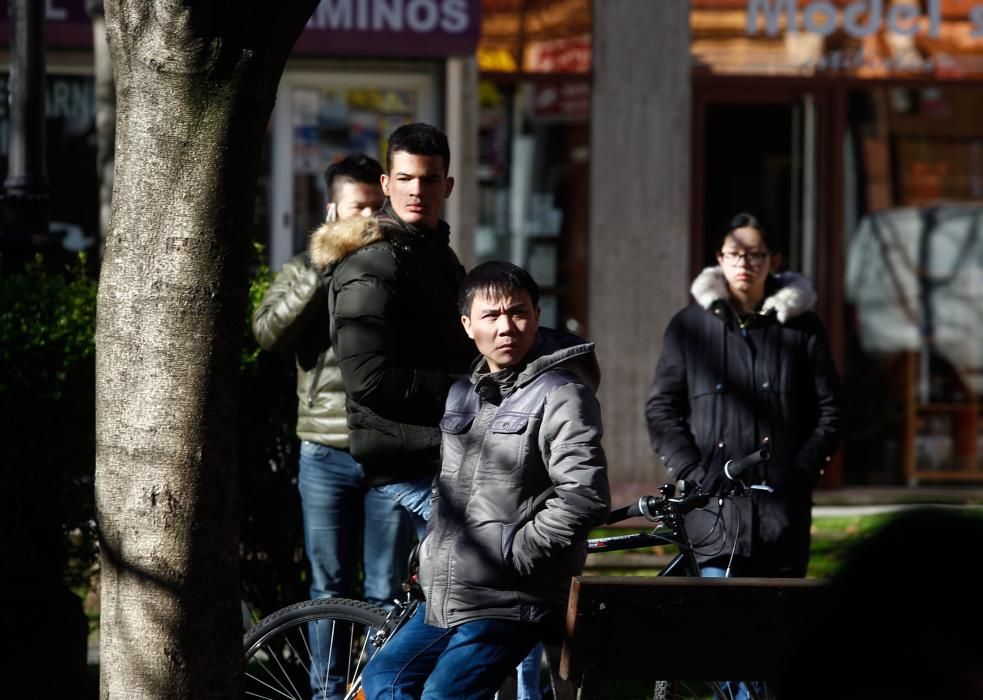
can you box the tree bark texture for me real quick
[95,2,317,697]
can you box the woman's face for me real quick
[716,227,773,298]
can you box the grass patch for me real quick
[588,513,903,579]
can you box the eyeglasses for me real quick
[719,251,771,267]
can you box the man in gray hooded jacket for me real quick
[362,261,610,700]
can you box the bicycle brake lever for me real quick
[749,483,775,494]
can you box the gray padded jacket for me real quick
[251,253,348,448]
[419,328,610,629]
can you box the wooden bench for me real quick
[547,576,829,697]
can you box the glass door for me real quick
[693,89,824,279]
[268,67,439,269]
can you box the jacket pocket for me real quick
[440,413,475,434]
[440,413,475,474]
[452,522,516,590]
[483,413,531,481]
[489,413,529,434]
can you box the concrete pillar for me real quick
[589,0,691,486]
[444,55,479,270]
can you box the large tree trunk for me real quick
[95,3,317,696]
[88,0,115,257]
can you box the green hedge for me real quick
[0,250,309,616]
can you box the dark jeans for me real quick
[361,603,543,700]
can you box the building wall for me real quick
[589,0,691,486]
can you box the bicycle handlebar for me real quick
[605,449,771,525]
[722,448,770,481]
[606,496,659,524]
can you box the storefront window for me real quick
[690,2,983,486]
[476,0,591,332]
[266,70,438,268]
[476,80,589,332]
[288,86,418,253]
[844,85,983,485]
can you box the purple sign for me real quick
[0,0,481,57]
[296,0,481,57]
[0,0,93,48]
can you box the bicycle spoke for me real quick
[260,640,305,700]
[347,623,376,696]
[244,667,300,700]
[243,598,390,700]
[311,618,328,698]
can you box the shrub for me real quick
[0,249,309,615]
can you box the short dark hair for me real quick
[717,211,773,252]
[323,153,384,202]
[458,261,540,316]
[387,122,450,175]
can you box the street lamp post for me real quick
[2,0,50,252]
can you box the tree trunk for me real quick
[88,0,115,257]
[95,3,317,696]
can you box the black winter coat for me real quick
[646,268,842,576]
[309,203,477,485]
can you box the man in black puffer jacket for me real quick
[309,123,477,536]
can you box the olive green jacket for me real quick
[251,253,348,448]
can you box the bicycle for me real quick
[243,546,422,700]
[590,447,773,700]
[242,448,771,700]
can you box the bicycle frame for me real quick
[587,516,702,577]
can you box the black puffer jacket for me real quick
[420,329,610,628]
[646,268,842,576]
[308,202,477,485]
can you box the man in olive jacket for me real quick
[361,261,610,700]
[252,155,409,700]
[308,124,477,536]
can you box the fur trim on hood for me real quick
[308,216,384,272]
[690,267,817,323]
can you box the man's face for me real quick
[461,289,540,373]
[717,227,773,296]
[381,151,454,229]
[327,180,385,222]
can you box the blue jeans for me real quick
[375,478,432,540]
[362,603,542,700]
[299,441,412,699]
[700,566,765,700]
[376,479,544,699]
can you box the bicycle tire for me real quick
[243,597,388,700]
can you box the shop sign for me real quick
[0,0,481,57]
[746,0,983,39]
[524,35,591,74]
[531,82,589,120]
[740,0,983,74]
[297,0,481,56]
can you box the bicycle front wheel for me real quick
[243,597,388,700]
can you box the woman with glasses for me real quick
[645,212,843,579]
